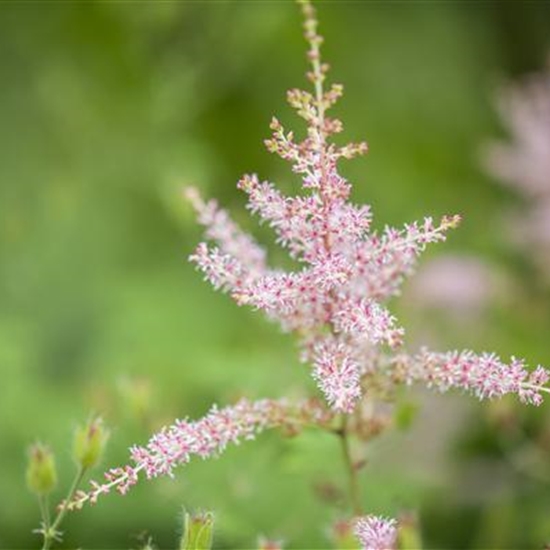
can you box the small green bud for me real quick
[26,443,57,495]
[118,376,152,423]
[397,512,422,550]
[258,537,283,550]
[73,417,109,470]
[138,536,156,550]
[180,511,214,550]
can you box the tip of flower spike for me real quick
[183,186,203,211]
[183,186,198,199]
[441,214,462,229]
[237,174,258,193]
[232,291,251,305]
[258,537,284,550]
[269,117,282,131]
[339,141,369,159]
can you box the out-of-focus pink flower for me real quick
[405,255,507,317]
[485,65,550,199]
[484,61,550,273]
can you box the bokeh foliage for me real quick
[1,2,550,548]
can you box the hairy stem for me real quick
[42,466,86,550]
[38,494,50,533]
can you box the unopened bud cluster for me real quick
[26,443,57,496]
[73,417,109,470]
[180,511,214,550]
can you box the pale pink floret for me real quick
[312,339,361,412]
[354,515,397,550]
[334,297,404,348]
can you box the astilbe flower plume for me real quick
[185,1,549,413]
[186,0,461,413]
[67,1,550,541]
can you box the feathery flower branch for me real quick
[65,398,334,511]
[392,348,550,406]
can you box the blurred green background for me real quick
[1,1,550,548]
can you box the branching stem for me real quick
[42,466,86,550]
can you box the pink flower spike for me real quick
[394,348,550,405]
[66,398,333,509]
[185,186,267,274]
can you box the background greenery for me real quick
[1,1,550,548]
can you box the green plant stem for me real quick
[338,417,362,516]
[38,494,50,532]
[42,466,86,550]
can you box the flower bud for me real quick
[26,442,57,495]
[118,376,152,424]
[138,536,156,550]
[258,537,284,550]
[180,511,214,550]
[331,519,358,550]
[73,417,109,470]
